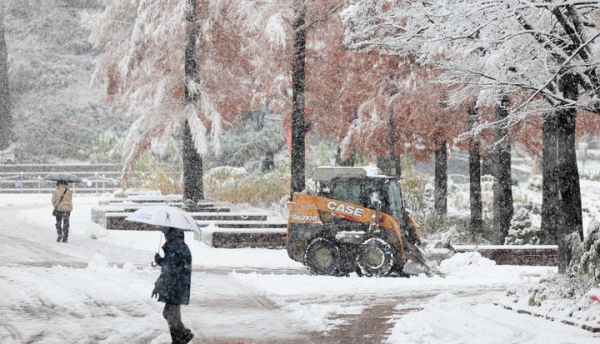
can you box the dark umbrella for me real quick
[44,173,83,183]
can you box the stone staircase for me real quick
[91,195,287,249]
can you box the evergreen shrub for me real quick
[505,208,541,245]
[580,220,600,282]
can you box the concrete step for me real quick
[99,195,184,205]
[453,245,557,266]
[198,228,287,249]
[91,204,230,227]
[97,211,267,227]
[93,204,226,214]
[196,220,286,229]
[100,212,278,230]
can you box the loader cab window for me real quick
[387,180,404,220]
[316,181,333,198]
[331,178,363,206]
[331,178,385,209]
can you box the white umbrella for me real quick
[125,205,201,235]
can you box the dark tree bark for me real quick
[389,108,402,179]
[468,105,483,235]
[492,94,513,244]
[434,132,447,215]
[541,113,559,245]
[336,148,355,166]
[290,4,307,196]
[336,109,357,167]
[183,120,203,202]
[556,73,584,273]
[182,0,203,202]
[0,7,12,150]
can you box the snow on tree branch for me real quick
[342,0,600,132]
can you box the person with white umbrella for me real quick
[152,226,194,344]
[125,204,199,343]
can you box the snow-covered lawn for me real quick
[0,193,599,343]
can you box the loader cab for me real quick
[312,167,406,218]
[312,167,416,241]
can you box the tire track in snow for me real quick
[0,321,21,343]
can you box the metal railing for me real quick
[0,171,123,193]
[579,168,600,180]
[0,164,182,193]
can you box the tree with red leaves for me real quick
[84,1,257,200]
[228,0,346,195]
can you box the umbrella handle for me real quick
[157,232,163,252]
[150,233,163,267]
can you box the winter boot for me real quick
[180,330,194,344]
[56,224,62,242]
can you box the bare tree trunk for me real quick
[492,94,513,244]
[0,5,12,150]
[336,147,355,166]
[468,104,483,235]
[556,73,583,273]
[182,0,203,202]
[183,120,203,202]
[389,108,402,179]
[541,113,559,245]
[290,2,307,196]
[336,108,356,167]
[434,132,447,215]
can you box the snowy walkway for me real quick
[0,194,598,343]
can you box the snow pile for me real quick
[439,251,496,276]
[499,273,600,332]
[87,252,112,271]
[386,290,600,344]
[386,293,505,344]
[87,253,139,274]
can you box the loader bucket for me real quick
[404,246,446,278]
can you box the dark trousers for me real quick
[163,303,190,343]
[55,211,70,242]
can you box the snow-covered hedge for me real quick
[580,220,600,282]
[505,208,541,245]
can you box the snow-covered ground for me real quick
[0,193,599,343]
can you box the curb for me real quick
[494,302,600,333]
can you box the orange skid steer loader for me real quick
[286,166,442,277]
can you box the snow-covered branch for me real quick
[342,0,600,126]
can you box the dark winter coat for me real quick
[154,227,192,305]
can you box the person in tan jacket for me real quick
[51,180,73,243]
